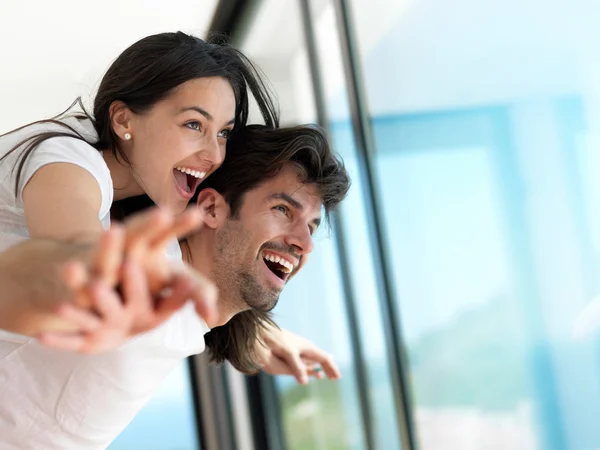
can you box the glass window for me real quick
[240,0,316,126]
[240,1,367,449]
[272,238,366,450]
[109,360,199,450]
[308,0,402,448]
[346,0,600,449]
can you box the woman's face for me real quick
[123,76,236,213]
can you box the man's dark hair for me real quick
[201,124,350,374]
[200,124,349,219]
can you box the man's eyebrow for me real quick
[271,193,303,209]
[179,106,235,125]
[270,193,321,229]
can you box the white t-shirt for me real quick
[0,118,210,449]
[0,116,113,249]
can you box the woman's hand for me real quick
[91,207,203,293]
[36,208,217,354]
[37,260,217,354]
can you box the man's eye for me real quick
[218,128,232,139]
[274,205,289,216]
[185,121,201,131]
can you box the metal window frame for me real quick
[246,373,287,449]
[208,0,262,42]
[331,0,416,448]
[188,353,238,450]
[298,0,376,448]
[187,357,209,450]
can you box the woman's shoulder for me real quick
[0,116,100,160]
[20,118,109,186]
[0,116,113,210]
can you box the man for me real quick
[0,124,351,449]
[189,123,350,374]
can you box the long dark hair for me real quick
[0,31,279,214]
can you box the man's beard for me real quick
[238,271,280,312]
[212,220,280,313]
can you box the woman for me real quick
[0,31,278,334]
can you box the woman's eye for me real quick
[185,121,201,131]
[218,128,232,139]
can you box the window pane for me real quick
[240,0,316,126]
[348,0,600,449]
[273,238,366,450]
[109,360,199,450]
[309,0,402,448]
[240,1,366,448]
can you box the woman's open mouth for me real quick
[173,166,206,197]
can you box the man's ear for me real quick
[195,188,230,229]
[109,101,133,141]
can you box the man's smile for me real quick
[261,249,297,285]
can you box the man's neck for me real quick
[179,235,240,327]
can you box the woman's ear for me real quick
[109,101,133,141]
[195,188,230,229]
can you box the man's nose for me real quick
[284,222,314,255]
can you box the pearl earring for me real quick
[124,132,132,140]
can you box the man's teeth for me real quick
[176,167,207,179]
[263,252,293,273]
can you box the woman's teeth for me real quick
[176,166,206,179]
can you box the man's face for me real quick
[211,164,322,312]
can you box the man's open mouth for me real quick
[173,167,206,193]
[262,251,294,282]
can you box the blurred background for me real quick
[3,0,600,449]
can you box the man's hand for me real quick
[258,325,341,385]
